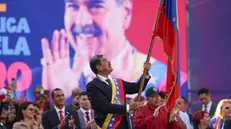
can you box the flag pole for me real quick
[134,0,165,115]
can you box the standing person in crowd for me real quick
[33,104,43,128]
[210,99,231,129]
[192,110,212,129]
[34,86,52,112]
[13,102,43,129]
[134,87,180,129]
[42,88,80,129]
[197,88,217,117]
[87,55,151,129]
[66,88,82,110]
[159,91,166,105]
[76,92,97,129]
[6,103,18,129]
[175,96,193,129]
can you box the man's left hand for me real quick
[143,62,151,71]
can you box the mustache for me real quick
[71,23,102,37]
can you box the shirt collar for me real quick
[54,106,65,113]
[80,107,91,114]
[97,74,108,82]
[203,101,212,107]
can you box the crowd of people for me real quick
[0,55,231,129]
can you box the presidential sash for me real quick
[97,77,125,129]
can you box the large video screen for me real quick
[0,0,187,103]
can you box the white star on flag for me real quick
[150,76,158,85]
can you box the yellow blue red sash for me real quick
[97,77,125,129]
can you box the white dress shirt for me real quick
[179,111,193,129]
[80,108,92,122]
[97,74,109,85]
[54,106,65,121]
[202,101,212,113]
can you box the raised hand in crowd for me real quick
[86,120,97,129]
[58,116,67,129]
[68,115,75,129]
[153,103,166,118]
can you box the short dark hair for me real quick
[17,102,34,121]
[79,92,88,98]
[0,102,9,115]
[159,91,166,99]
[51,88,62,98]
[90,55,103,74]
[181,96,188,104]
[197,88,210,96]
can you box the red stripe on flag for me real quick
[155,5,181,110]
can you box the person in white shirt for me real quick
[175,96,193,129]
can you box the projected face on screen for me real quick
[64,0,132,59]
[0,0,187,102]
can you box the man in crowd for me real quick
[159,91,166,105]
[66,88,82,110]
[87,55,151,129]
[197,88,217,117]
[76,92,97,129]
[134,87,180,129]
[176,96,193,129]
[34,86,51,111]
[42,88,80,129]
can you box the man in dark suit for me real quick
[42,88,80,129]
[224,118,231,129]
[87,55,151,129]
[77,92,97,129]
[197,88,217,117]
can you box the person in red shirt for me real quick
[134,87,180,129]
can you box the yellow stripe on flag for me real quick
[0,4,6,12]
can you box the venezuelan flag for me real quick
[155,0,181,110]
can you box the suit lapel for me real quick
[51,109,60,124]
[94,78,112,100]
[77,109,86,129]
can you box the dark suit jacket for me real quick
[209,103,217,117]
[87,76,150,129]
[76,109,94,129]
[224,118,231,129]
[42,107,80,129]
[195,103,217,117]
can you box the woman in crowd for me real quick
[33,103,43,128]
[210,99,231,129]
[13,102,43,129]
[192,110,211,129]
